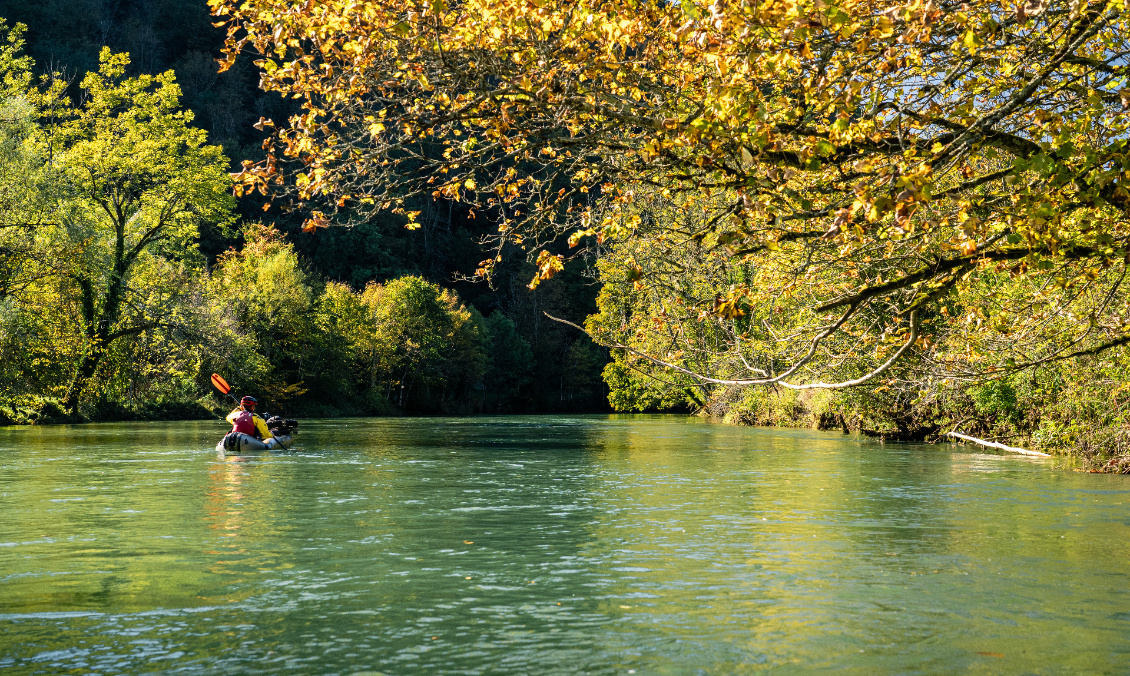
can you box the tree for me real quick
[211,0,1130,393]
[360,276,488,412]
[50,48,234,413]
[208,224,315,408]
[313,279,374,405]
[483,310,533,411]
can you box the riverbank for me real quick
[8,356,1129,475]
[0,394,614,427]
[0,396,217,427]
[705,365,1130,474]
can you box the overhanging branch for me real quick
[544,309,920,391]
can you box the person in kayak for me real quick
[226,396,275,442]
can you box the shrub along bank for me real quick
[678,354,1130,473]
[1,224,568,423]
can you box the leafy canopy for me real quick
[46,47,234,412]
[211,0,1130,388]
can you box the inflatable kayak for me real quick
[217,432,293,454]
[216,416,298,454]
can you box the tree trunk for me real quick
[60,346,105,416]
[398,364,411,408]
[947,431,1052,457]
[60,218,129,416]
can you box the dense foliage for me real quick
[201,0,1130,465]
[5,0,1130,468]
[0,19,606,423]
[212,0,1130,380]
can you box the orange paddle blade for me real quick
[210,373,232,394]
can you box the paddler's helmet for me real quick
[240,396,258,407]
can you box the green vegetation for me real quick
[4,0,1130,473]
[587,197,1130,468]
[0,27,234,422]
[0,18,606,422]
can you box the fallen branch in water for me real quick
[947,432,1052,457]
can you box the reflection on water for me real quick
[1,415,1128,673]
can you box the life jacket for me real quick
[231,410,257,435]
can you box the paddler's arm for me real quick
[253,414,274,440]
[226,409,240,424]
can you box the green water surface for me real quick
[1,415,1128,674]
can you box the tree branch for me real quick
[544,309,920,391]
[947,431,1051,457]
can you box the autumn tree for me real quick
[211,0,1130,392]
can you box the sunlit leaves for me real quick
[213,0,1130,388]
[36,47,234,411]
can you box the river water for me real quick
[0,415,1128,674]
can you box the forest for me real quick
[0,0,610,423]
[2,0,1130,469]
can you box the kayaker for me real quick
[226,396,275,442]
